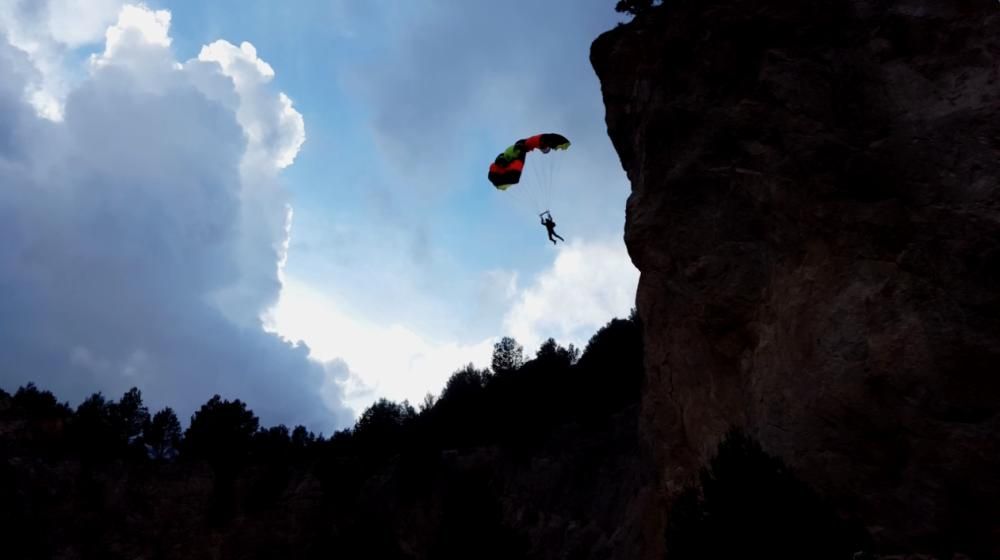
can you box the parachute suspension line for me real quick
[528,171,544,215]
[532,150,560,214]
[547,151,560,212]
[537,149,560,214]
[530,154,547,213]
[533,152,545,211]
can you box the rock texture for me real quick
[592,0,1000,557]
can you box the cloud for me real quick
[284,0,632,350]
[266,279,494,413]
[187,38,307,327]
[0,0,128,119]
[0,4,350,432]
[265,1,636,405]
[343,1,623,199]
[503,238,638,352]
[100,3,171,53]
[195,40,304,170]
[269,239,637,412]
[24,0,126,47]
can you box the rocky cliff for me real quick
[592,0,1000,557]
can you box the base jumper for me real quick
[540,211,564,244]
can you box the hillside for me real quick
[0,322,645,560]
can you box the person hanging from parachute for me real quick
[488,133,571,244]
[539,210,564,244]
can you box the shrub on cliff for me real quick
[615,0,660,17]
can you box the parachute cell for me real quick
[488,133,570,190]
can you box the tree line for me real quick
[0,313,643,472]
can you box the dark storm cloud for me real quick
[0,17,352,432]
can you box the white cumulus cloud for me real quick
[268,238,637,413]
[503,238,638,352]
[0,3,350,432]
[266,279,495,414]
[0,0,127,119]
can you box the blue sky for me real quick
[0,0,637,430]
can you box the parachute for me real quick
[488,133,571,190]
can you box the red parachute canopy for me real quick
[488,133,570,190]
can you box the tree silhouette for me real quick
[184,396,260,524]
[184,395,259,467]
[111,387,149,452]
[428,364,493,447]
[256,424,290,446]
[419,393,437,413]
[491,336,524,376]
[534,338,579,368]
[12,383,71,418]
[291,425,316,450]
[71,392,117,457]
[440,364,489,405]
[576,316,643,414]
[354,398,416,454]
[144,407,182,460]
[7,383,71,452]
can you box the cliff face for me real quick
[592,0,1000,556]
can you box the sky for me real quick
[0,0,638,433]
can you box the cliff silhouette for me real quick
[592,0,999,557]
